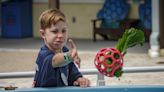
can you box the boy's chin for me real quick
[53,44,64,49]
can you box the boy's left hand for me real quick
[73,77,90,87]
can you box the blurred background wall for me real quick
[32,0,140,39]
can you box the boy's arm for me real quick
[52,39,78,67]
[67,63,90,87]
[52,51,73,67]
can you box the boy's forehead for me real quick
[49,22,67,30]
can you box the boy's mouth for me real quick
[55,41,64,45]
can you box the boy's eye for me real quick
[52,29,58,33]
[62,29,66,33]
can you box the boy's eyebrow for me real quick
[49,26,68,31]
[49,27,57,31]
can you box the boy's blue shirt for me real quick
[34,45,82,87]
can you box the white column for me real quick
[148,0,160,57]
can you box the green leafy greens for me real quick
[115,28,145,55]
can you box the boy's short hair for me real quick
[39,9,66,30]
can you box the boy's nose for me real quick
[57,32,64,37]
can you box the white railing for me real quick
[0,66,164,86]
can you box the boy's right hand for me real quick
[68,39,81,68]
[68,39,77,59]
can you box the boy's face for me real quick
[40,20,68,51]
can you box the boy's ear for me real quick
[40,29,45,38]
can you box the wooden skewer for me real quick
[0,86,18,90]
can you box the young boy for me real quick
[33,9,90,87]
